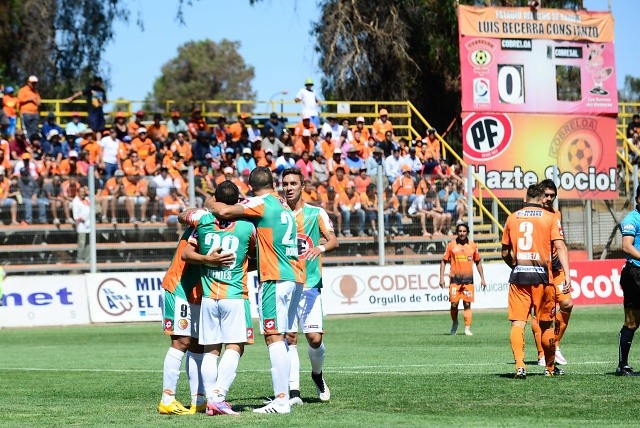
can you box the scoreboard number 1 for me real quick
[497,64,525,104]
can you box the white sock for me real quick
[186,351,205,405]
[288,345,300,391]
[268,340,290,403]
[201,353,220,403]
[213,349,241,402]
[161,347,185,405]
[308,342,325,374]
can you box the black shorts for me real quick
[620,263,640,309]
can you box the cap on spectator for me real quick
[379,108,388,116]
[241,168,251,176]
[4,86,13,93]
[270,112,278,119]
[137,127,146,135]
[302,129,311,137]
[28,75,38,83]
[22,153,32,160]
[20,167,28,175]
[47,129,59,139]
[427,127,436,134]
[180,166,189,173]
[401,164,411,172]
[204,153,213,159]
[283,146,292,154]
[331,148,341,156]
[373,147,383,155]
[123,135,132,142]
[135,110,144,116]
[69,150,79,158]
[327,185,335,192]
[115,112,125,118]
[47,112,55,119]
[359,166,367,171]
[267,128,275,135]
[265,148,274,154]
[302,113,311,120]
[225,147,235,154]
[242,147,252,155]
[356,116,365,123]
[305,77,314,85]
[327,114,336,120]
[392,146,400,152]
[348,146,357,153]
[114,170,125,177]
[83,128,94,135]
[223,166,234,174]
[0,166,5,175]
[240,113,250,120]
[170,110,180,118]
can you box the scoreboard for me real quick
[458,5,617,199]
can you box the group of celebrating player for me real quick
[157,166,338,416]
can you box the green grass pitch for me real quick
[1,306,638,427]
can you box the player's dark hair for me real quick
[526,183,545,200]
[540,178,557,194]
[248,166,274,191]
[215,180,240,205]
[456,223,469,233]
[281,167,303,184]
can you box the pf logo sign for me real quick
[463,113,513,161]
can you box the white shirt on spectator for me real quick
[153,174,175,198]
[404,154,423,173]
[99,135,119,165]
[385,154,406,182]
[295,88,319,117]
[72,195,91,233]
[320,122,340,140]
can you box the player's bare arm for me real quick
[622,235,640,261]
[306,229,339,261]
[439,258,448,288]
[181,241,234,267]
[553,238,571,293]
[177,207,198,225]
[501,244,515,269]
[208,200,245,220]
[475,259,487,290]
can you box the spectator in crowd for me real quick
[351,115,371,142]
[383,186,404,236]
[13,152,37,179]
[439,180,466,225]
[128,110,145,137]
[337,182,365,237]
[320,115,340,141]
[120,173,149,223]
[393,164,416,216]
[237,147,257,173]
[112,112,128,141]
[372,108,393,143]
[295,150,314,181]
[263,112,286,138]
[301,179,320,205]
[408,193,442,237]
[58,150,79,177]
[339,118,353,142]
[0,166,19,225]
[131,128,156,162]
[258,148,276,171]
[9,129,30,160]
[65,112,88,138]
[320,185,342,235]
[378,130,397,157]
[360,183,378,236]
[405,147,423,177]
[423,184,450,236]
[247,119,261,142]
[187,107,210,139]
[295,78,321,127]
[423,127,441,161]
[294,114,318,143]
[294,129,314,156]
[2,86,18,137]
[275,146,296,174]
[100,169,125,223]
[262,128,285,156]
[312,152,329,184]
[228,113,249,142]
[385,146,406,184]
[17,76,41,138]
[17,167,41,224]
[167,110,188,136]
[627,114,640,139]
[194,164,215,205]
[79,129,101,165]
[43,174,69,225]
[72,185,91,263]
[365,147,387,188]
[345,146,364,176]
[41,113,63,143]
[212,116,227,144]
[163,187,186,223]
[147,113,168,145]
[65,76,107,134]
[329,166,350,195]
[99,128,120,179]
[353,166,371,195]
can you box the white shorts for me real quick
[117,196,147,204]
[161,292,200,338]
[291,287,324,334]
[257,280,303,335]
[199,298,254,345]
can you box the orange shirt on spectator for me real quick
[163,194,186,221]
[302,189,319,204]
[293,139,314,156]
[384,193,400,210]
[102,177,119,196]
[326,158,346,176]
[17,85,40,114]
[117,141,132,162]
[128,120,143,137]
[122,177,148,196]
[372,119,393,142]
[122,158,146,176]
[424,136,440,160]
[80,140,102,164]
[144,155,159,176]
[0,176,9,197]
[61,179,79,200]
[227,122,244,141]
[320,139,336,160]
[393,175,415,196]
[131,137,156,161]
[351,125,371,142]
[336,192,360,210]
[3,94,19,117]
[0,139,10,164]
[294,121,318,138]
[170,141,192,162]
[147,123,168,142]
[416,178,429,196]
[349,137,366,157]
[353,175,371,195]
[328,174,350,195]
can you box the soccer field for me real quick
[1,305,637,427]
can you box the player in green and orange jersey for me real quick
[207,166,304,414]
[158,223,235,415]
[281,168,338,405]
[181,181,257,416]
[439,223,486,336]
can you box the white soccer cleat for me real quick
[555,348,567,365]
[537,357,546,367]
[253,400,291,414]
[289,396,303,406]
[464,327,473,336]
[450,320,459,336]
[312,372,331,402]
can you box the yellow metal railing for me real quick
[618,126,640,196]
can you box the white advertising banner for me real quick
[320,263,511,315]
[0,275,89,328]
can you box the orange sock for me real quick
[555,310,571,347]
[463,308,472,327]
[531,317,543,358]
[450,308,459,322]
[541,323,556,371]
[510,325,525,368]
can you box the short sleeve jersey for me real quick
[241,193,305,283]
[161,227,202,303]
[186,210,256,299]
[621,206,640,268]
[501,204,564,285]
[296,204,334,288]
[442,239,480,285]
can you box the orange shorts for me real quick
[508,283,555,322]
[449,283,474,304]
[553,270,571,302]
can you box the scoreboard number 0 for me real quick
[497,64,525,104]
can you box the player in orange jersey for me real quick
[501,183,570,379]
[439,223,486,336]
[531,179,572,367]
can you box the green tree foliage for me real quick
[621,75,640,102]
[149,39,256,113]
[0,0,128,97]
